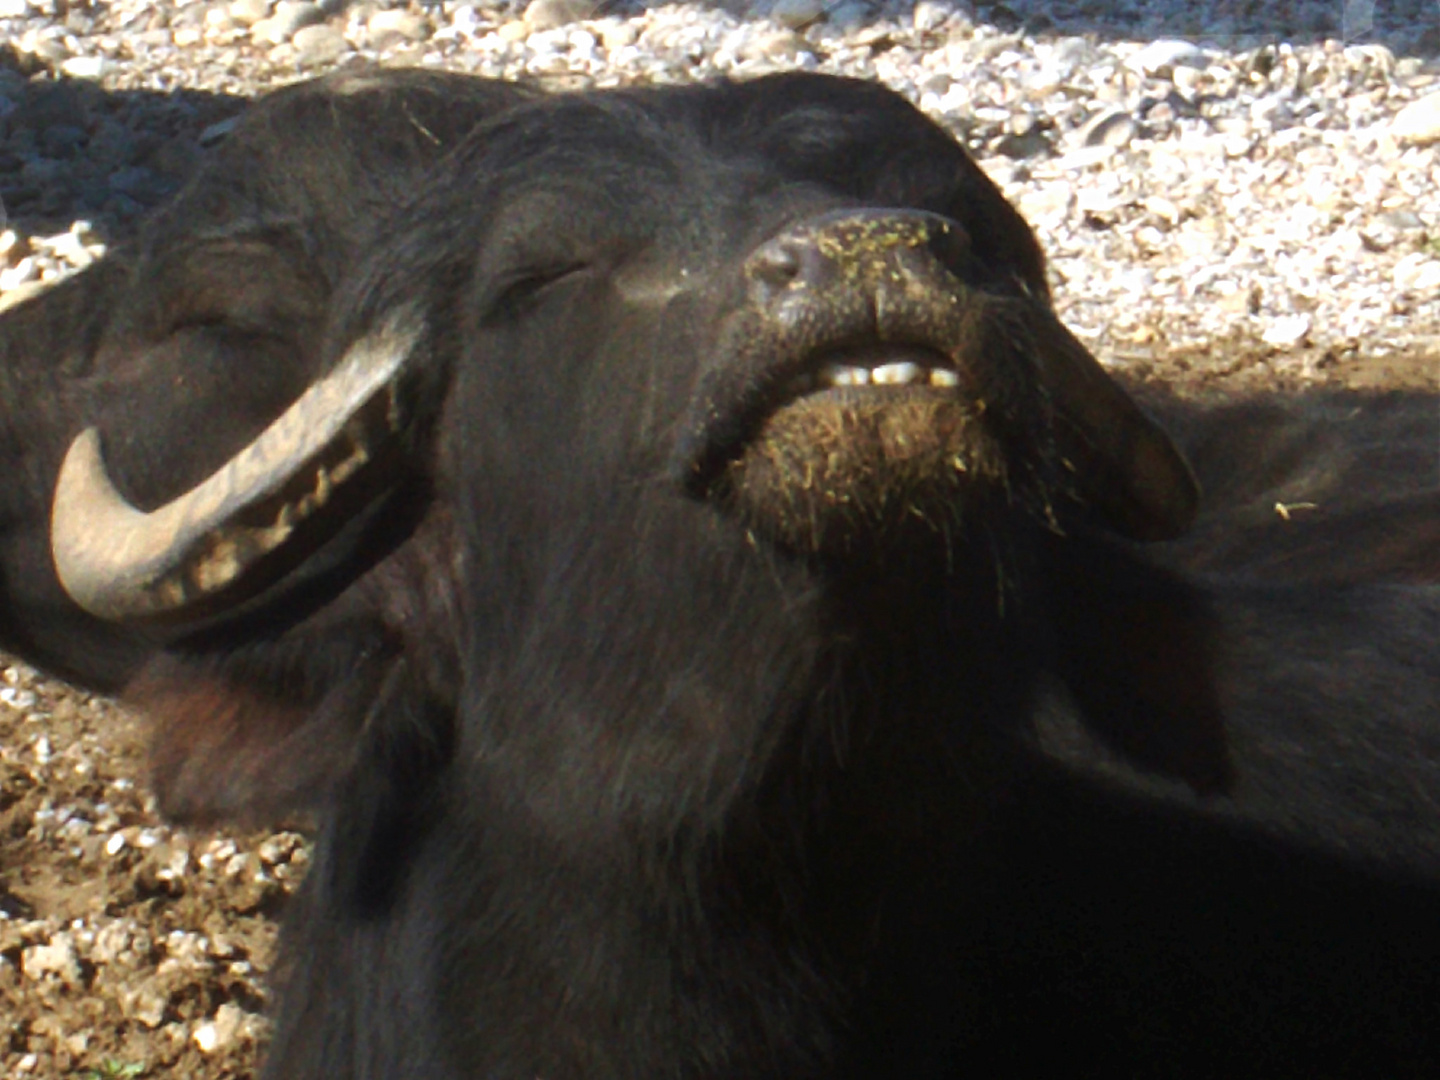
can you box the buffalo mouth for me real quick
[693,326,1046,558]
[685,296,1199,559]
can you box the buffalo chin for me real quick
[721,390,1015,558]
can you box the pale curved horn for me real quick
[51,311,423,623]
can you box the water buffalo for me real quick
[4,69,1439,1078]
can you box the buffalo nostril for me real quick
[747,239,805,295]
[924,219,972,271]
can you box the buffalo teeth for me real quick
[810,361,960,390]
[870,361,922,386]
[820,364,871,386]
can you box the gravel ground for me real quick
[0,1,1437,1077]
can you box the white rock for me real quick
[193,1003,249,1054]
[0,229,24,263]
[452,4,484,35]
[912,0,955,32]
[21,934,81,986]
[743,29,809,62]
[1262,314,1312,348]
[0,0,31,18]
[0,256,37,291]
[59,56,112,80]
[1394,254,1440,293]
[1126,39,1206,77]
[1391,92,1440,147]
[1017,186,1074,227]
[601,21,638,50]
[229,0,274,25]
[369,9,430,41]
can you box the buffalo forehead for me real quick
[425,78,975,287]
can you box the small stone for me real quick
[193,1003,248,1054]
[1017,186,1073,226]
[911,0,955,32]
[123,985,170,1029]
[770,0,824,30]
[251,0,323,44]
[524,0,596,33]
[1376,210,1425,232]
[1394,253,1440,293]
[1127,39,1206,78]
[600,21,638,50]
[1172,65,1203,97]
[368,9,430,41]
[21,934,81,986]
[0,0,32,17]
[1262,313,1312,348]
[452,4,484,35]
[1391,92,1440,147]
[0,256,37,291]
[58,56,112,80]
[1143,196,1182,226]
[744,29,809,62]
[1223,133,1254,158]
[0,229,28,264]
[292,23,350,65]
[1079,107,1138,148]
[229,0,273,25]
[496,19,530,42]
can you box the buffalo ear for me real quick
[132,656,379,827]
[129,618,398,824]
[132,644,453,916]
[1031,311,1200,542]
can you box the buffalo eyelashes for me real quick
[490,262,591,316]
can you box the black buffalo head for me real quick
[11,71,1439,1079]
[52,74,1196,623]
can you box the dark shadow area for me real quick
[0,44,249,246]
